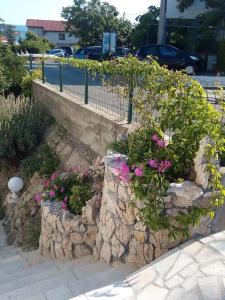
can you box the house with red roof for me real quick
[26,19,78,47]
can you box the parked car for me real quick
[74,46,131,61]
[136,44,199,75]
[61,46,73,57]
[47,48,66,57]
[74,46,102,60]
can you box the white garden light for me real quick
[8,177,24,199]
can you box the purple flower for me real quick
[134,167,143,177]
[157,139,166,148]
[148,159,159,168]
[64,195,68,202]
[34,193,42,204]
[61,187,65,193]
[152,134,159,142]
[114,161,131,184]
[49,190,56,198]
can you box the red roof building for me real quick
[26,19,78,47]
[26,19,66,32]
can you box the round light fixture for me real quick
[8,177,24,199]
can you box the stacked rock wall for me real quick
[93,156,211,266]
[39,194,101,259]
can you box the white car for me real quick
[47,49,66,57]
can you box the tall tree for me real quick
[132,6,159,48]
[4,24,16,44]
[20,31,55,53]
[62,0,133,47]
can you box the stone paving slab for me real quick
[71,231,225,300]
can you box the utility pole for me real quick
[157,0,167,44]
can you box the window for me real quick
[58,33,65,41]
[144,46,158,56]
[159,46,180,58]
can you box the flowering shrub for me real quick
[35,170,92,215]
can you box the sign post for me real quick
[103,32,116,53]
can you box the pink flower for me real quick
[148,159,159,168]
[152,134,159,142]
[42,179,50,187]
[34,193,42,204]
[64,196,68,202]
[61,187,65,193]
[51,171,59,181]
[61,202,67,210]
[83,169,89,177]
[114,161,130,184]
[158,160,172,173]
[157,139,166,148]
[134,167,143,177]
[49,190,56,198]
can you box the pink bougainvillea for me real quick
[34,193,42,204]
[134,167,143,177]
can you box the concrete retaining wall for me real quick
[33,80,132,157]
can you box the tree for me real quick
[0,42,26,97]
[4,24,16,44]
[132,6,159,48]
[20,31,55,54]
[62,0,133,47]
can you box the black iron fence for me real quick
[27,56,224,124]
[37,60,134,123]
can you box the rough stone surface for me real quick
[167,181,203,208]
[194,137,210,191]
[94,156,211,266]
[3,173,42,247]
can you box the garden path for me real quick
[73,231,225,300]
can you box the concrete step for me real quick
[68,263,138,298]
[198,276,225,300]
[0,269,78,300]
[0,260,115,299]
[0,255,94,289]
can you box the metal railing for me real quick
[29,57,134,123]
[27,56,225,124]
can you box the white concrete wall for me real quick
[167,0,209,19]
[44,31,79,46]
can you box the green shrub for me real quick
[36,171,93,215]
[21,69,42,98]
[69,183,92,215]
[109,139,128,155]
[0,42,26,97]
[0,97,53,164]
[21,144,60,179]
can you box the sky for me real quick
[1,0,160,25]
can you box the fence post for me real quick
[29,55,33,71]
[84,68,89,104]
[59,62,63,92]
[42,60,45,84]
[127,84,133,124]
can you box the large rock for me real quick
[168,181,203,207]
[194,137,210,191]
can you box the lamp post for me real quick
[8,177,24,203]
[157,0,167,44]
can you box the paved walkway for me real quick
[73,231,225,300]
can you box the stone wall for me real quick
[39,158,104,259]
[93,155,211,266]
[3,173,42,246]
[33,80,133,157]
[39,194,101,259]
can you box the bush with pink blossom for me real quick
[34,169,92,215]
